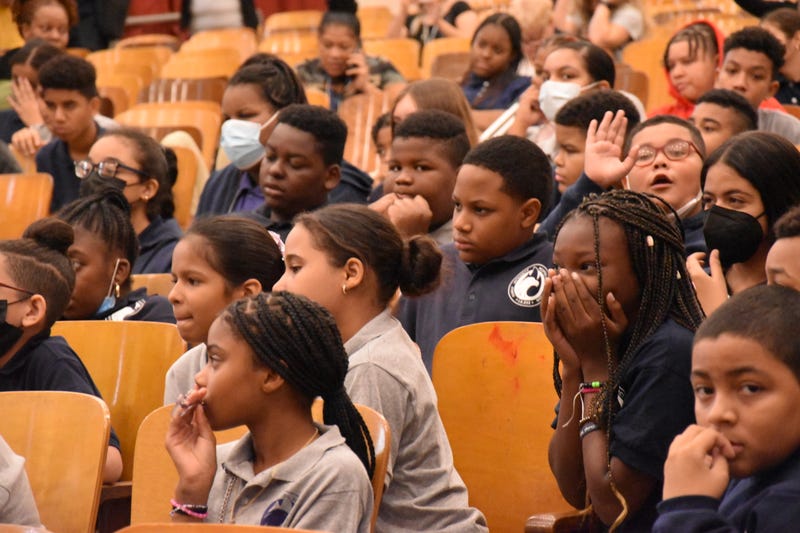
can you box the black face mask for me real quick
[703,205,765,268]
[78,171,127,197]
[0,300,25,357]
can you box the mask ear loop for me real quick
[258,112,280,145]
[105,258,122,299]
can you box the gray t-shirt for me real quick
[163,343,207,405]
[344,311,488,532]
[758,108,800,144]
[0,436,41,527]
[206,424,372,531]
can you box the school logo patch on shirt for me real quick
[507,264,548,307]
[261,493,297,526]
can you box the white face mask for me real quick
[220,119,265,170]
[538,80,601,122]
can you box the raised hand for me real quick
[583,110,639,189]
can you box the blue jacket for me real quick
[654,449,800,532]
[134,216,182,275]
[397,234,553,374]
[196,160,373,217]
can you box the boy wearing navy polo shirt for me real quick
[397,135,553,375]
[34,55,103,212]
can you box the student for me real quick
[370,112,392,187]
[274,204,489,532]
[296,11,405,112]
[197,55,372,217]
[77,128,181,275]
[0,435,40,526]
[655,284,800,532]
[766,205,800,291]
[0,39,61,144]
[552,89,640,194]
[372,109,470,245]
[715,26,800,144]
[32,54,104,212]
[462,13,530,129]
[397,135,553,373]
[163,216,284,403]
[391,77,479,145]
[553,0,645,56]
[545,189,704,532]
[0,0,76,79]
[689,89,759,155]
[56,189,175,323]
[0,218,122,483]
[509,0,555,76]
[388,0,478,43]
[165,292,374,531]
[688,131,800,315]
[650,20,724,119]
[252,104,347,241]
[761,8,800,105]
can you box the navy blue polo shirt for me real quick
[0,333,120,450]
[93,287,175,324]
[397,233,554,375]
[134,216,182,275]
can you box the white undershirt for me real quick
[189,0,244,32]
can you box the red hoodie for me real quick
[649,19,786,118]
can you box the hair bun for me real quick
[398,235,442,297]
[22,217,74,256]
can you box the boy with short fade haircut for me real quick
[766,205,800,292]
[34,54,103,212]
[690,89,758,154]
[372,109,470,245]
[655,284,800,532]
[552,89,640,195]
[254,103,346,241]
[715,26,800,144]
[397,135,553,374]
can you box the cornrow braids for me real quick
[223,292,376,477]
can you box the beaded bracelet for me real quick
[170,498,209,519]
[579,381,604,393]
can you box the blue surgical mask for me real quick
[96,259,122,316]
[220,119,265,170]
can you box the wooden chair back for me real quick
[115,102,222,170]
[96,72,145,116]
[337,91,388,176]
[264,10,323,35]
[51,321,186,481]
[258,31,318,58]
[0,526,56,532]
[305,87,330,108]
[432,322,573,532]
[98,84,131,116]
[614,63,649,110]
[116,34,180,50]
[0,391,110,533]
[137,77,227,105]
[358,6,394,40]
[160,49,241,80]
[168,144,201,228]
[131,402,389,532]
[362,38,421,81]
[0,173,53,239]
[130,273,175,297]
[784,104,800,120]
[526,508,602,533]
[180,28,257,63]
[621,37,671,113]
[421,37,471,79]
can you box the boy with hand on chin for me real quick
[654,284,800,532]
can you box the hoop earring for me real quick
[114,283,120,298]
[342,283,348,295]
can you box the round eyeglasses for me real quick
[74,159,150,180]
[633,139,700,167]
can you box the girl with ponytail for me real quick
[274,204,488,532]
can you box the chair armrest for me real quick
[525,508,602,533]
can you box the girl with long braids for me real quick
[543,189,704,531]
[166,292,374,530]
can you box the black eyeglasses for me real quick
[633,139,700,167]
[74,159,150,180]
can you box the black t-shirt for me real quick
[0,333,120,450]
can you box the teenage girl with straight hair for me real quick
[57,188,174,323]
[688,131,800,316]
[274,204,488,532]
[77,127,181,275]
[0,217,123,482]
[163,216,284,403]
[544,189,704,531]
[166,292,374,531]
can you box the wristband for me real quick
[579,420,600,439]
[170,498,209,519]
